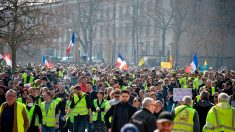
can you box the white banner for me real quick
[173,88,192,101]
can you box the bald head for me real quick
[218,93,229,103]
[182,96,192,106]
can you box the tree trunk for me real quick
[162,30,166,56]
[175,34,180,67]
[10,45,17,73]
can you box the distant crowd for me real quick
[0,63,235,132]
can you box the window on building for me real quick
[145,23,150,36]
[153,41,159,56]
[100,26,103,39]
[119,6,123,17]
[220,0,226,16]
[119,24,123,38]
[196,0,201,11]
[125,23,129,37]
[106,27,110,38]
[146,41,151,55]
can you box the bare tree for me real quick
[147,0,173,56]
[70,0,103,64]
[171,0,191,66]
[0,0,58,71]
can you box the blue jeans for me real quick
[42,125,55,132]
[73,115,88,132]
[93,121,105,132]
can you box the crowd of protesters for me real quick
[0,63,235,132]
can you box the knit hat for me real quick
[121,123,139,132]
[157,111,173,123]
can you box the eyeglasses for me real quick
[133,100,139,102]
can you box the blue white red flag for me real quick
[185,53,198,73]
[116,54,128,70]
[42,56,54,68]
[66,32,75,55]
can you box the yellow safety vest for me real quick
[196,95,200,102]
[211,87,215,95]
[22,73,34,84]
[193,77,199,90]
[26,104,40,126]
[0,102,25,132]
[173,105,195,132]
[58,71,64,78]
[54,97,61,105]
[41,101,57,127]
[92,99,107,122]
[73,93,88,116]
[179,77,187,88]
[203,103,235,132]
[17,97,26,104]
[66,100,74,123]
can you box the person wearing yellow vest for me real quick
[41,91,59,132]
[70,85,92,132]
[92,90,108,132]
[26,95,43,132]
[203,93,235,132]
[0,89,30,132]
[28,87,44,105]
[17,89,29,105]
[172,96,200,132]
[22,70,35,85]
[205,80,216,96]
[64,94,74,132]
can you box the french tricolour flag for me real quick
[185,53,198,73]
[42,56,54,68]
[4,53,12,67]
[116,54,128,70]
[66,32,75,56]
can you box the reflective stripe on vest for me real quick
[212,106,235,131]
[41,101,57,127]
[92,99,107,122]
[173,105,195,132]
[73,93,88,116]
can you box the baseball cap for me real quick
[157,111,173,123]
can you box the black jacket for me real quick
[104,102,137,132]
[130,108,157,132]
[194,100,214,132]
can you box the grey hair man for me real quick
[130,97,157,132]
[204,93,235,131]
